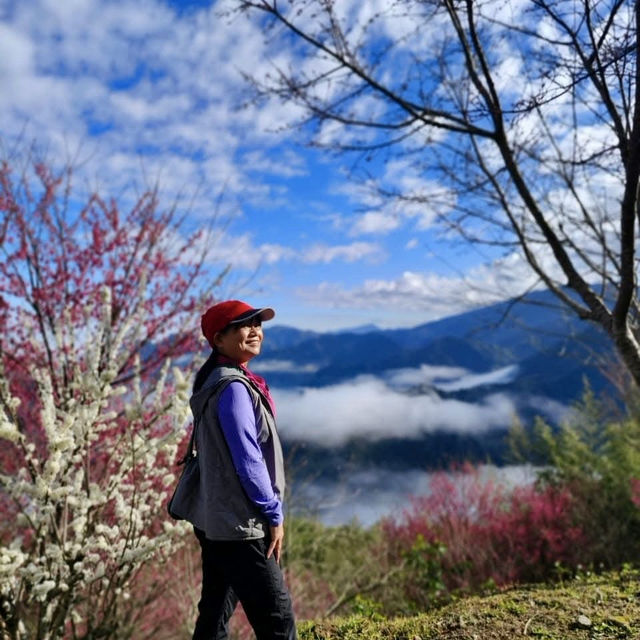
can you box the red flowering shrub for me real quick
[489,483,584,582]
[382,464,585,608]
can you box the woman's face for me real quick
[213,317,263,364]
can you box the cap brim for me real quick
[229,307,275,324]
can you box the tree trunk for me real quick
[611,324,640,389]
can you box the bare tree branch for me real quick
[232,0,640,385]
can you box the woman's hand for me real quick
[267,523,284,563]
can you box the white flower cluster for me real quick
[0,285,194,639]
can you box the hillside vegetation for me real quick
[298,569,640,640]
[4,386,633,639]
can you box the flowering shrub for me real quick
[383,464,585,608]
[0,159,225,639]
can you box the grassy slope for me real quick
[298,570,640,640]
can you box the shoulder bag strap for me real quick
[177,377,238,465]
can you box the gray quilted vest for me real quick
[183,365,285,540]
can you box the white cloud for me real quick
[251,360,319,374]
[434,365,519,392]
[521,395,571,424]
[302,242,384,264]
[274,376,516,446]
[201,234,290,270]
[351,210,400,235]
[297,250,548,322]
[336,159,458,237]
[0,22,34,77]
[243,149,308,178]
[1,0,620,335]
[194,234,384,271]
[384,362,520,393]
[385,364,468,388]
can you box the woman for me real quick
[182,300,297,640]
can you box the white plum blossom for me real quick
[0,287,194,640]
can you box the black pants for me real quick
[192,528,297,640]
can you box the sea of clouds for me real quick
[262,362,567,446]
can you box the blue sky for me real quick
[0,0,543,331]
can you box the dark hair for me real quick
[192,324,236,393]
[192,350,218,393]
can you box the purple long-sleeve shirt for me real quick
[217,381,283,526]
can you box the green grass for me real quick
[298,569,640,639]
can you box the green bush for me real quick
[283,516,401,618]
[509,384,640,568]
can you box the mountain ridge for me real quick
[259,289,611,400]
[256,291,616,475]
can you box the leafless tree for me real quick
[231,0,640,385]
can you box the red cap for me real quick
[201,300,275,348]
